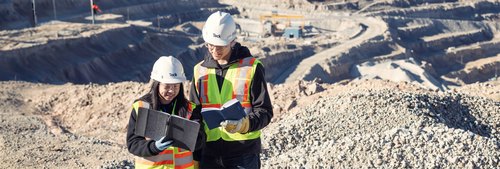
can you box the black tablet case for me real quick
[135,107,200,151]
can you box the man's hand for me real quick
[220,117,249,134]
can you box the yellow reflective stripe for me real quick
[135,157,173,167]
[204,121,220,142]
[219,63,238,102]
[220,130,261,141]
[187,101,196,113]
[207,69,221,103]
[194,161,199,169]
[135,162,169,169]
[205,127,261,141]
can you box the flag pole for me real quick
[90,0,95,24]
[32,0,37,27]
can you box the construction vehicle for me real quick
[259,11,304,38]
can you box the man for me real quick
[190,11,273,168]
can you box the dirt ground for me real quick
[0,79,498,168]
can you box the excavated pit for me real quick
[0,0,223,30]
[3,0,498,87]
[0,24,201,84]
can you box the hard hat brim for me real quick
[203,34,232,46]
[151,76,186,84]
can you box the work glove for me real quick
[154,137,173,151]
[220,117,249,134]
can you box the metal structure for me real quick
[259,13,304,23]
[259,12,304,37]
[283,27,302,39]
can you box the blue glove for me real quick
[155,137,173,151]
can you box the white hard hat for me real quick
[150,56,186,84]
[202,11,236,46]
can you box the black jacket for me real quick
[126,93,205,159]
[189,43,274,157]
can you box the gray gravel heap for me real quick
[261,89,499,168]
[100,160,134,169]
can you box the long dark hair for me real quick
[139,80,189,118]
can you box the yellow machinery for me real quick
[259,12,304,37]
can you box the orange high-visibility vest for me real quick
[132,101,196,169]
[193,57,262,142]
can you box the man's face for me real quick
[206,43,231,61]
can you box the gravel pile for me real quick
[261,88,499,168]
[100,160,134,169]
[0,114,133,168]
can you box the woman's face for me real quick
[158,83,181,104]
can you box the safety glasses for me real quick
[205,43,230,50]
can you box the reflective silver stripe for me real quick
[142,102,150,109]
[196,65,207,79]
[241,58,253,66]
[140,153,173,162]
[175,154,194,166]
[234,58,253,102]
[197,66,209,103]
[134,101,151,116]
[234,72,249,101]
[239,58,254,115]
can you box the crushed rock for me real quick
[261,87,499,168]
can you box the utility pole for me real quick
[177,13,182,24]
[127,8,130,21]
[496,65,498,80]
[90,0,95,24]
[32,0,37,27]
[52,0,57,20]
[157,15,161,30]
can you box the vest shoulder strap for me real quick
[132,101,151,116]
[238,57,261,67]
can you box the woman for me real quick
[127,56,205,169]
